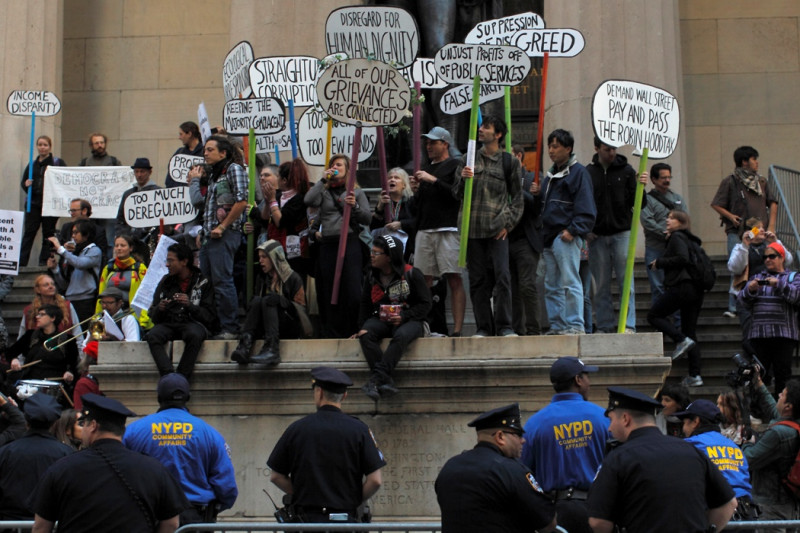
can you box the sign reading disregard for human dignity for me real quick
[222,97,285,135]
[6,91,61,116]
[42,167,135,219]
[0,210,24,275]
[592,80,680,159]
[464,12,545,45]
[123,187,199,228]
[434,44,531,86]
[167,154,205,185]
[297,108,377,166]
[316,58,411,127]
[250,56,320,107]
[325,6,419,68]
[223,41,254,102]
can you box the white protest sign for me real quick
[440,84,505,115]
[0,210,24,275]
[434,44,531,86]
[123,187,199,228]
[167,154,205,184]
[511,28,585,57]
[249,56,320,107]
[42,167,135,218]
[131,235,178,313]
[198,102,212,143]
[325,6,419,68]
[297,108,377,166]
[223,41,254,102]
[255,132,293,154]
[592,80,680,159]
[101,310,124,341]
[465,12,545,45]
[222,97,285,135]
[7,91,61,116]
[316,58,411,127]
[401,58,446,90]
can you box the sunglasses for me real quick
[764,254,780,260]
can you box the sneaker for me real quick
[563,328,586,335]
[681,375,704,387]
[212,331,238,340]
[378,379,399,398]
[624,328,636,334]
[544,329,562,336]
[499,328,518,337]
[671,337,696,360]
[722,311,737,319]
[472,330,490,338]
[361,380,380,401]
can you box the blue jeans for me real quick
[544,235,584,332]
[589,232,635,331]
[727,232,739,312]
[581,259,592,334]
[199,229,241,333]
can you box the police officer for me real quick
[267,367,385,524]
[435,403,557,533]
[123,374,238,525]
[521,357,609,533]
[0,393,73,521]
[674,399,758,524]
[32,393,189,532]
[587,387,738,533]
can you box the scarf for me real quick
[733,166,762,196]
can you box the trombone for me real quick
[43,310,135,351]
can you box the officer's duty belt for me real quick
[546,488,589,501]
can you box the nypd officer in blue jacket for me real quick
[123,373,238,525]
[675,399,758,522]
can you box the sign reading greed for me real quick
[325,6,419,68]
[316,58,411,127]
[43,167,135,218]
[434,44,531,86]
[223,97,285,135]
[167,154,205,185]
[7,90,61,116]
[297,108,377,166]
[123,187,199,228]
[223,41,254,102]
[592,80,680,159]
[511,28,585,57]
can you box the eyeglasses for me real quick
[68,208,80,213]
[369,251,386,256]
[764,254,780,260]
[35,311,49,317]
[100,299,118,306]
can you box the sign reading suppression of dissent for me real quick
[43,166,135,219]
[325,6,419,68]
[465,12,545,45]
[123,187,199,228]
[223,41,254,102]
[167,154,205,184]
[592,80,680,159]
[298,108,376,166]
[249,56,321,107]
[6,91,61,116]
[433,44,531,86]
[223,97,286,135]
[316,58,411,127]
[0,210,24,275]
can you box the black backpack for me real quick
[686,240,716,292]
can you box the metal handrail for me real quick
[174,523,441,532]
[768,165,800,260]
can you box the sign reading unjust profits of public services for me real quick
[433,44,531,86]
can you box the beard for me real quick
[91,147,107,158]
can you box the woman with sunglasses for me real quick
[738,242,800,395]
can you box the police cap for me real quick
[605,386,662,416]
[157,373,190,403]
[467,403,523,434]
[311,366,353,393]
[550,356,599,383]
[24,392,62,424]
[81,393,136,425]
[674,399,721,423]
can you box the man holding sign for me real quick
[165,122,203,188]
[115,158,160,238]
[454,115,523,338]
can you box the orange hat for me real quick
[767,242,786,259]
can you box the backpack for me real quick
[772,420,800,499]
[685,239,716,292]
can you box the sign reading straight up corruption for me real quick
[249,56,321,107]
[325,6,419,68]
[592,80,680,159]
[433,44,531,86]
[6,91,61,116]
[42,167,135,219]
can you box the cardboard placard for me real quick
[297,108,376,166]
[465,12,545,45]
[511,28,586,57]
[400,58,447,90]
[167,154,205,185]
[592,80,680,159]
[433,44,530,86]
[249,55,321,107]
[6,90,61,116]
[222,97,286,135]
[0,210,24,274]
[198,102,212,143]
[223,41,254,102]
[440,84,505,115]
[130,235,178,313]
[316,58,411,127]
[42,166,135,219]
[123,187,199,228]
[325,6,419,68]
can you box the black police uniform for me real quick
[267,367,386,523]
[587,387,735,533]
[435,403,555,533]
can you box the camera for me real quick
[757,279,770,285]
[726,352,765,389]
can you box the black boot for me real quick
[250,337,281,366]
[361,376,380,402]
[230,333,254,364]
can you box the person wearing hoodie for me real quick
[647,210,705,387]
[230,240,309,366]
[355,235,431,401]
[586,138,647,333]
[540,129,596,335]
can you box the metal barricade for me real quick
[0,521,33,532]
[174,523,441,532]
[728,519,800,529]
[769,164,800,260]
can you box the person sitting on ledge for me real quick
[354,235,431,401]
[231,240,310,366]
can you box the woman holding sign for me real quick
[304,154,371,338]
[19,135,66,267]
[95,234,152,330]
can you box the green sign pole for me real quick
[458,76,481,268]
